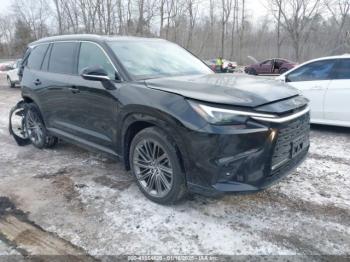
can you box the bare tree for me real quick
[229,0,239,59]
[185,0,198,49]
[12,0,51,39]
[136,0,145,34]
[271,0,322,61]
[52,0,63,34]
[238,0,245,64]
[276,0,282,57]
[220,0,234,57]
[1,0,349,64]
[0,15,15,57]
[325,0,350,51]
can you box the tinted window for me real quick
[49,42,78,74]
[78,42,116,79]
[27,44,49,70]
[262,60,272,65]
[287,60,337,82]
[333,59,350,79]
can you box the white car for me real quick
[6,59,21,88]
[276,54,350,127]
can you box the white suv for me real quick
[6,59,22,88]
[277,54,350,127]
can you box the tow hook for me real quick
[9,100,31,146]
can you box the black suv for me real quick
[20,34,310,204]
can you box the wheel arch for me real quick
[22,96,35,104]
[279,68,288,73]
[21,96,49,127]
[120,110,189,178]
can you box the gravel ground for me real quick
[0,74,349,258]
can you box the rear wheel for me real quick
[7,76,15,88]
[24,103,58,149]
[129,127,187,204]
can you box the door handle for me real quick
[69,86,80,94]
[33,79,41,86]
[310,86,323,90]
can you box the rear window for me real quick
[27,44,49,70]
[49,42,78,74]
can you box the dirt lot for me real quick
[0,74,349,259]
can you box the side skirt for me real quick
[47,127,122,161]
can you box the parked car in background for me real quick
[19,34,310,204]
[245,58,296,75]
[0,64,7,71]
[0,61,14,71]
[6,59,22,88]
[276,54,350,127]
[205,59,237,73]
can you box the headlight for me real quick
[189,101,276,125]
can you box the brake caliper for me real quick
[9,100,31,146]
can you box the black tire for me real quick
[129,127,187,205]
[24,103,58,149]
[7,76,15,88]
[250,68,258,75]
[279,68,288,74]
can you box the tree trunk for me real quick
[53,0,62,34]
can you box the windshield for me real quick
[107,40,213,80]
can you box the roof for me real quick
[278,53,350,78]
[306,54,350,62]
[29,34,165,46]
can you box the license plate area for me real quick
[291,136,308,158]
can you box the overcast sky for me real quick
[0,0,269,23]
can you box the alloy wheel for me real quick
[26,110,44,145]
[132,139,174,198]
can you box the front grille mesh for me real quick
[271,113,310,172]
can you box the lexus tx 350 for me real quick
[19,35,310,204]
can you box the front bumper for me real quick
[181,111,310,196]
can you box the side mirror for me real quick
[81,66,111,81]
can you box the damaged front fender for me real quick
[9,100,31,146]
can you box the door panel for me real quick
[66,77,119,150]
[324,80,350,122]
[288,80,330,120]
[64,41,121,151]
[41,42,79,132]
[259,60,273,74]
[37,72,77,130]
[324,59,350,123]
[285,59,337,121]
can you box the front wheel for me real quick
[248,68,257,75]
[279,68,288,74]
[129,127,187,204]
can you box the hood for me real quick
[145,74,299,108]
[247,56,259,64]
